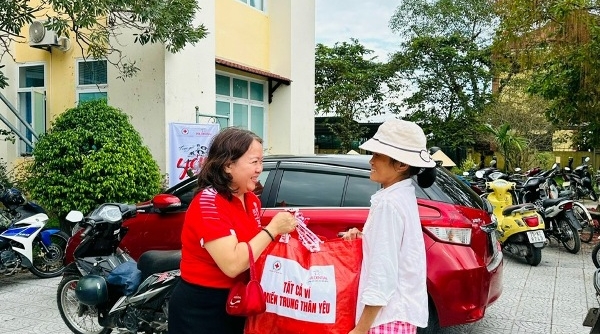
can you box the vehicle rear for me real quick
[259,156,503,329]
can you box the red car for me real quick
[66,155,503,333]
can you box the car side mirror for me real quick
[152,194,182,212]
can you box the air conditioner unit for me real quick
[29,20,59,48]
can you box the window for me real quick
[275,170,346,207]
[76,59,107,104]
[17,64,46,155]
[215,73,266,139]
[239,0,265,11]
[343,176,380,207]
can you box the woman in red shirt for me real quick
[168,128,296,334]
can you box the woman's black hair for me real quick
[194,127,262,200]
[417,167,437,188]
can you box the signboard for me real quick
[168,122,220,187]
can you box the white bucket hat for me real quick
[359,119,436,168]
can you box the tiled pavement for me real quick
[0,239,598,333]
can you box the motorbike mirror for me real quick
[475,171,484,179]
[551,163,557,169]
[564,167,571,171]
[585,157,591,163]
[65,210,84,223]
[462,172,469,176]
[514,167,521,172]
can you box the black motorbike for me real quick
[564,157,598,201]
[57,203,181,334]
[583,269,600,333]
[515,164,583,254]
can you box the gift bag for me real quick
[245,211,362,334]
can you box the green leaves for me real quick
[23,100,162,218]
[315,39,394,152]
[0,0,207,86]
[389,0,496,148]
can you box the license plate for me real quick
[527,230,546,243]
[563,181,570,187]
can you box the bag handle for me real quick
[246,242,257,280]
[279,209,323,253]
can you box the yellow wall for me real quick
[15,17,88,124]
[215,0,270,70]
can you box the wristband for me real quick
[261,228,275,241]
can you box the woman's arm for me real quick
[204,212,296,278]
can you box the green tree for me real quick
[315,39,394,153]
[484,123,526,172]
[389,0,497,148]
[23,100,162,221]
[493,0,600,147]
[0,0,207,88]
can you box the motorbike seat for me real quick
[137,250,181,281]
[502,203,537,216]
[542,198,569,207]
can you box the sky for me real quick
[315,0,403,62]
[314,0,406,122]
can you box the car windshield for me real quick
[415,167,484,210]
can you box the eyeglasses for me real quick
[372,137,432,163]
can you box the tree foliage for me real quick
[0,0,207,88]
[493,0,600,147]
[23,100,162,218]
[484,123,526,171]
[389,0,498,148]
[315,39,394,153]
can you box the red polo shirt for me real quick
[180,187,262,288]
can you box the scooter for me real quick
[583,268,600,333]
[57,203,180,334]
[565,157,598,201]
[0,186,69,278]
[486,179,546,266]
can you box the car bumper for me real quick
[426,241,503,328]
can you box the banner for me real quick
[168,122,220,187]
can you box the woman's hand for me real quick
[342,227,362,240]
[265,211,297,236]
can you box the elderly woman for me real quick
[168,128,296,334]
[344,119,437,334]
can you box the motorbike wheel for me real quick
[57,274,112,334]
[559,220,581,254]
[574,205,594,243]
[592,244,600,268]
[29,231,69,278]
[525,245,542,266]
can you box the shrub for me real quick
[23,100,162,219]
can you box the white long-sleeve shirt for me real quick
[356,178,428,328]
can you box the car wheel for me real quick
[417,299,440,334]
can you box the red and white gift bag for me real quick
[245,211,362,334]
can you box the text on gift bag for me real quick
[262,255,335,323]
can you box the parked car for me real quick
[66,154,503,333]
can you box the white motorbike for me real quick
[0,187,69,278]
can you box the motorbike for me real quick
[485,179,546,266]
[564,157,598,201]
[0,186,69,278]
[583,269,600,333]
[57,203,181,334]
[515,164,583,254]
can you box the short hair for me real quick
[195,127,263,200]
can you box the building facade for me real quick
[0,0,316,179]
